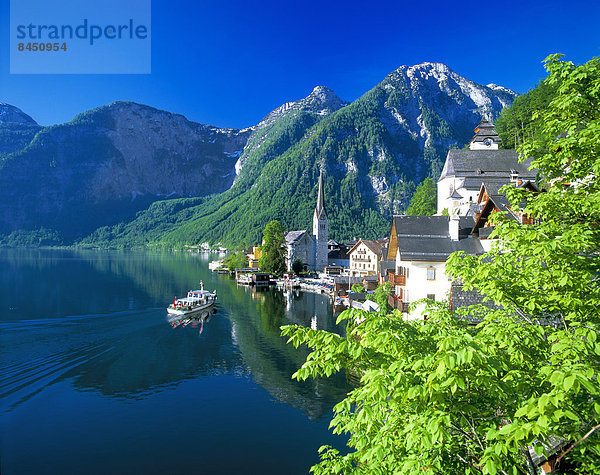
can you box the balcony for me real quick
[388,294,409,312]
[352,257,371,263]
[387,271,406,286]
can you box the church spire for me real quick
[469,119,501,150]
[315,168,327,219]
[312,167,328,272]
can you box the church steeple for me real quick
[314,169,327,221]
[312,168,328,271]
[469,119,501,150]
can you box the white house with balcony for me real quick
[386,215,484,319]
[347,240,386,277]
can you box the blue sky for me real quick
[1,0,599,128]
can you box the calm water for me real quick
[0,249,350,474]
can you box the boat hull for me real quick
[167,301,215,316]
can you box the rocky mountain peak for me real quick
[306,85,347,111]
[411,61,452,73]
[256,85,348,129]
[0,102,37,125]
[384,61,517,121]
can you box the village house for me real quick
[471,180,540,251]
[246,245,262,269]
[386,215,484,318]
[326,239,350,268]
[347,239,387,277]
[384,119,540,319]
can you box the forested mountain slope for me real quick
[81,63,516,248]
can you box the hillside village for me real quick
[235,120,539,319]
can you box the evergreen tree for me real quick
[291,258,304,275]
[405,178,437,215]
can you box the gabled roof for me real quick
[462,177,511,191]
[438,149,536,182]
[476,180,541,206]
[285,230,310,245]
[389,216,483,262]
[392,216,462,238]
[348,239,386,257]
[328,247,349,260]
[395,235,483,261]
[473,180,541,234]
[476,181,506,202]
[472,195,514,235]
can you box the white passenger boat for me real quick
[167,283,217,316]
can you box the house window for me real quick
[427,293,436,301]
[427,267,436,281]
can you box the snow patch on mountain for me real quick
[370,176,389,195]
[0,102,37,124]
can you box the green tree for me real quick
[351,283,365,294]
[259,220,286,274]
[405,178,437,216]
[292,257,304,275]
[496,79,558,150]
[282,54,600,474]
[223,244,248,271]
[372,282,392,314]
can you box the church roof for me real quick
[285,230,309,244]
[438,149,536,182]
[470,120,502,144]
[448,188,463,199]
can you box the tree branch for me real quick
[556,423,600,465]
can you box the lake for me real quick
[0,249,350,474]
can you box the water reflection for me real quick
[1,249,352,474]
[1,249,350,419]
[167,307,217,334]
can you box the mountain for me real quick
[0,102,37,125]
[0,103,42,158]
[233,85,349,182]
[80,87,351,248]
[0,101,250,243]
[79,62,517,249]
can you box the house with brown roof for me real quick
[348,239,387,277]
[472,180,540,251]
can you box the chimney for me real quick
[449,213,460,241]
[510,169,519,184]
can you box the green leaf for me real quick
[564,374,576,391]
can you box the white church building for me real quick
[284,170,329,272]
[437,120,536,216]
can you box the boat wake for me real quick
[0,309,160,412]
